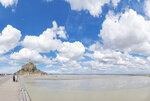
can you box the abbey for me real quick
[15,62,48,76]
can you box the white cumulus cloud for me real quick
[10,48,51,64]
[65,0,120,17]
[22,21,67,53]
[112,0,120,7]
[46,41,85,73]
[84,42,150,73]
[0,0,18,8]
[0,25,21,54]
[56,41,85,62]
[99,9,150,56]
[144,0,150,18]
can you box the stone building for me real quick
[15,62,48,76]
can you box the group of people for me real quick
[13,74,18,82]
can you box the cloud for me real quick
[0,0,18,8]
[0,55,7,62]
[10,48,51,64]
[0,25,21,54]
[112,0,120,7]
[11,9,15,12]
[84,42,150,73]
[8,60,19,66]
[22,21,67,53]
[45,0,53,2]
[46,60,87,74]
[144,0,150,18]
[99,9,150,56]
[65,0,120,17]
[46,41,86,74]
[56,41,85,62]
[0,66,20,73]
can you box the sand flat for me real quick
[23,75,150,101]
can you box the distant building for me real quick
[15,62,47,76]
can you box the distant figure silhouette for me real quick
[15,75,18,82]
[13,74,15,82]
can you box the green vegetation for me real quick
[26,68,29,71]
[32,66,37,72]
[22,68,25,71]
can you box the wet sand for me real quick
[26,87,150,101]
[22,75,150,101]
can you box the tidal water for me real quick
[22,75,150,101]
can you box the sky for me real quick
[0,0,150,74]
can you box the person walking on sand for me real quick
[15,75,18,82]
[13,74,15,82]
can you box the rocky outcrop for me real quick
[15,62,48,76]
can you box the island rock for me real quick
[15,62,48,76]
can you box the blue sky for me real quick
[0,0,150,74]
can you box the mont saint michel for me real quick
[15,62,47,76]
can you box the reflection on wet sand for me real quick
[22,75,150,101]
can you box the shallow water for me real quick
[22,75,150,101]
